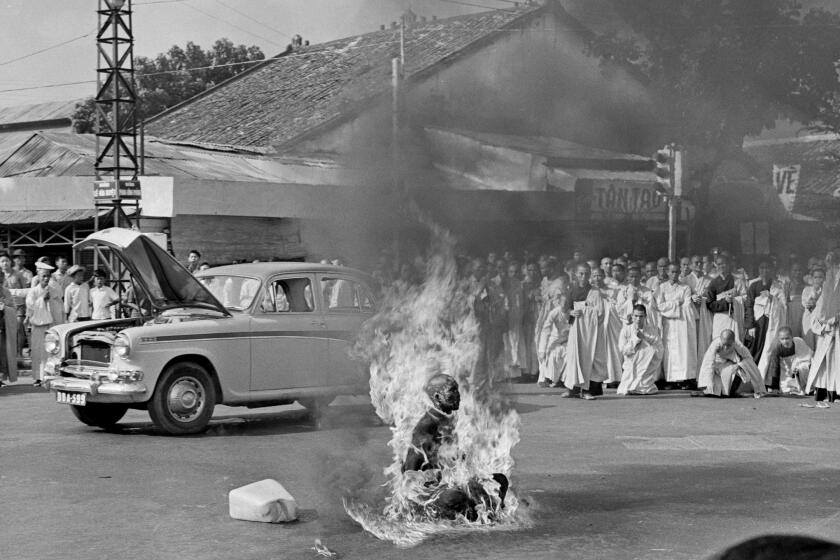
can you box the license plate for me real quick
[56,391,86,406]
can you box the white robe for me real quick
[693,274,715,366]
[758,337,812,395]
[537,305,569,385]
[616,322,663,395]
[697,337,765,397]
[656,281,698,381]
[560,288,607,390]
[806,266,840,394]
[605,284,633,384]
[801,285,822,352]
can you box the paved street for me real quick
[2,377,839,560]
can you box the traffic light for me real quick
[653,146,672,196]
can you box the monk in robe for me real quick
[646,257,669,293]
[705,255,748,342]
[605,263,633,385]
[696,329,765,398]
[801,266,825,351]
[805,252,840,405]
[657,263,697,388]
[617,304,664,395]
[786,262,806,338]
[403,374,507,520]
[745,262,788,364]
[690,255,715,365]
[558,263,606,399]
[520,262,541,379]
[503,262,526,379]
[627,265,658,329]
[758,326,812,395]
[537,280,569,387]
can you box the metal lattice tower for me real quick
[94,0,139,228]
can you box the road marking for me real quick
[617,435,785,451]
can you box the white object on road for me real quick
[228,479,298,523]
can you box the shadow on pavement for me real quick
[102,404,385,438]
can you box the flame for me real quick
[345,215,530,547]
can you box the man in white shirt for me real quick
[64,265,91,322]
[90,269,119,320]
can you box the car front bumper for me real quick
[43,368,148,403]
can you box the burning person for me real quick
[401,373,508,521]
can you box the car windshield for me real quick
[198,275,262,311]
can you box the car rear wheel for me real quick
[70,403,128,429]
[148,362,216,435]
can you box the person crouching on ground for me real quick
[617,304,664,395]
[758,326,812,396]
[696,329,766,398]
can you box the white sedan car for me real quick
[43,228,375,435]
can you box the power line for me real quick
[0,28,96,67]
[211,0,292,40]
[182,1,285,47]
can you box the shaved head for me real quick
[721,329,735,344]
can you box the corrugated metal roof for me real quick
[0,100,83,125]
[0,131,323,181]
[0,209,98,225]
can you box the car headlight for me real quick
[114,333,131,358]
[44,331,60,355]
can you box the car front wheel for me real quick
[70,403,128,429]
[148,362,216,435]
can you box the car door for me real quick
[249,274,327,391]
[317,274,375,386]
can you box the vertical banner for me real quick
[772,164,800,211]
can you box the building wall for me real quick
[171,215,305,265]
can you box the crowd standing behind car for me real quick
[4,243,839,409]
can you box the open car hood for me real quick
[75,228,229,316]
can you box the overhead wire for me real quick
[210,0,293,40]
[0,28,96,67]
[181,1,285,47]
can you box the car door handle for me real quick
[310,320,326,328]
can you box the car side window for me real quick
[262,277,314,313]
[322,277,372,313]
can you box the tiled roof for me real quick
[743,134,840,221]
[144,4,544,149]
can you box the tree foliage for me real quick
[585,0,840,162]
[73,38,265,133]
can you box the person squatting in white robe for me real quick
[697,329,766,398]
[757,326,812,396]
[617,304,664,395]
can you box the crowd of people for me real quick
[0,249,124,388]
[5,241,840,409]
[372,246,839,405]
